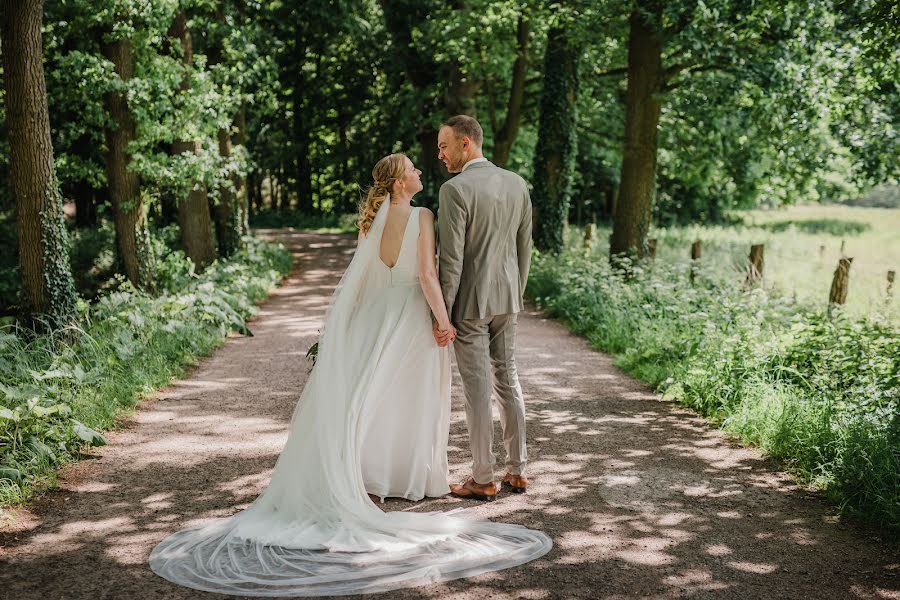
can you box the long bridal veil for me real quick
[149,198,552,596]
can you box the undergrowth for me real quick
[0,236,292,505]
[527,248,899,533]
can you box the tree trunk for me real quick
[213,127,241,257]
[279,164,290,213]
[248,170,261,215]
[380,0,446,209]
[445,62,481,117]
[102,37,155,290]
[207,19,248,241]
[233,105,249,235]
[170,10,216,269]
[531,24,579,254]
[69,179,97,228]
[0,0,77,325]
[292,51,313,214]
[609,2,664,259]
[491,14,529,168]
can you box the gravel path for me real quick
[0,230,897,600]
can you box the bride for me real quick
[149,153,552,597]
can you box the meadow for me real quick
[587,205,899,322]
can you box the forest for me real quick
[0,0,898,533]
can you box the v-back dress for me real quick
[361,206,451,500]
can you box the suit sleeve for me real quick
[516,184,533,298]
[438,184,466,319]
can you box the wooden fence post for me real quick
[746,244,764,286]
[828,257,852,313]
[690,241,701,283]
[647,238,657,259]
[583,223,595,254]
[888,270,896,298]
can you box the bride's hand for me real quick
[443,324,457,343]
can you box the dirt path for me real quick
[0,230,897,600]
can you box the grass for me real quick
[614,205,899,322]
[531,204,899,534]
[0,236,293,506]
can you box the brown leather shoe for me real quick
[502,472,528,493]
[449,478,498,502]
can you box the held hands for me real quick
[433,322,456,347]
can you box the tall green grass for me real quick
[580,205,899,322]
[529,214,899,532]
[0,237,292,505]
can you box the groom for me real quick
[434,115,533,502]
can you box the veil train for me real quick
[149,198,552,596]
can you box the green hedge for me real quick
[0,237,292,505]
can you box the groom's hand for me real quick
[433,324,455,347]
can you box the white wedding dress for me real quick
[360,205,451,501]
[149,198,551,597]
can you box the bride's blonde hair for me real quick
[357,153,407,235]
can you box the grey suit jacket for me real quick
[438,160,533,322]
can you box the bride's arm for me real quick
[417,209,453,332]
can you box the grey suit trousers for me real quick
[452,313,527,484]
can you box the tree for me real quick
[380,0,447,208]
[103,35,155,289]
[169,9,216,269]
[608,0,662,259]
[0,0,77,325]
[531,20,579,254]
[486,12,530,168]
[205,5,245,257]
[600,1,863,253]
[42,0,109,231]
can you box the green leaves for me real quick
[72,421,107,447]
[0,466,22,482]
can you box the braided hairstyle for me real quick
[357,153,407,235]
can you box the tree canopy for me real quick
[0,0,897,318]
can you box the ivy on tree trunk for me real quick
[0,0,77,326]
[531,22,579,255]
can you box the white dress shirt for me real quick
[461,157,488,172]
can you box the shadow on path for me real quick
[0,230,896,600]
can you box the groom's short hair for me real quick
[442,115,483,147]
